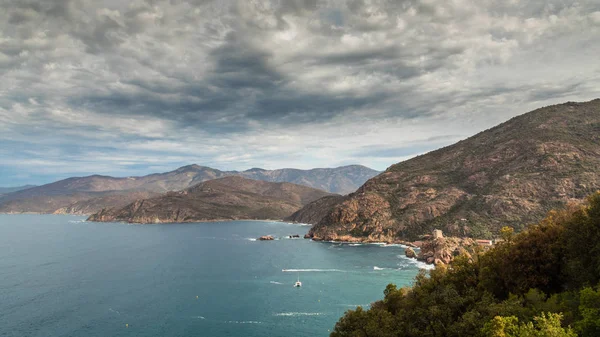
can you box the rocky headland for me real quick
[87,176,335,224]
[291,99,600,242]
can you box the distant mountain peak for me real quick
[245,167,267,172]
[176,164,206,171]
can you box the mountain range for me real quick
[289,99,600,241]
[0,185,37,196]
[0,165,378,215]
[88,176,332,223]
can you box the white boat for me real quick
[294,273,302,287]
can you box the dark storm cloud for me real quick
[0,0,599,185]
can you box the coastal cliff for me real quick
[299,99,600,241]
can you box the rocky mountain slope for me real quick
[0,165,377,214]
[286,195,347,224]
[88,176,333,223]
[298,99,600,241]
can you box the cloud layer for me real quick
[1,0,599,185]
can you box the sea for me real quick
[0,214,429,337]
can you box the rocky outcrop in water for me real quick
[416,236,476,265]
[405,247,416,259]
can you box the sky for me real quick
[1,0,599,186]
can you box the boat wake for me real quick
[282,269,346,273]
[275,312,324,317]
[338,304,371,308]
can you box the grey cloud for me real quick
[1,0,599,184]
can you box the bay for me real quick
[0,214,426,337]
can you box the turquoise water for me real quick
[0,215,426,337]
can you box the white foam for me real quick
[226,321,262,324]
[108,308,120,315]
[275,312,324,317]
[193,316,206,320]
[348,243,363,246]
[270,281,284,285]
[246,238,257,241]
[373,266,386,271]
[401,256,435,270]
[414,260,435,270]
[282,269,346,273]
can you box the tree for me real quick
[482,313,577,337]
[564,192,600,288]
[500,226,515,243]
[575,286,600,337]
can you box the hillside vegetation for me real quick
[331,192,600,337]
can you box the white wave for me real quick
[373,266,386,271]
[414,260,435,270]
[226,321,262,324]
[246,238,257,241]
[68,220,86,223]
[270,281,284,285]
[275,312,324,317]
[401,256,435,270]
[348,243,363,246]
[193,316,206,320]
[108,308,120,315]
[282,269,346,273]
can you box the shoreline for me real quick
[310,237,419,248]
[87,218,302,225]
[0,212,88,216]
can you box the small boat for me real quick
[294,273,302,287]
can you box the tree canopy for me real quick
[331,192,600,337]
